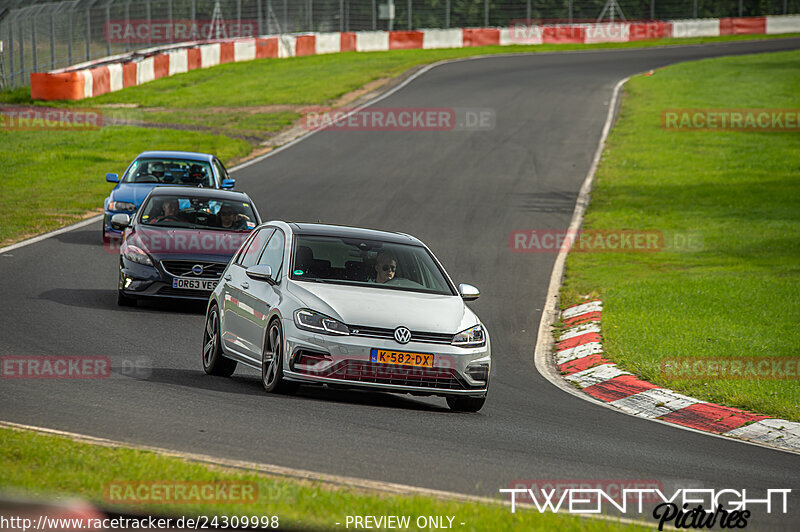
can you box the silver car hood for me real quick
[287,281,478,334]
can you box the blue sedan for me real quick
[103,151,236,243]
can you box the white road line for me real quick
[0,215,103,255]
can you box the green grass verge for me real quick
[0,33,797,247]
[0,428,646,531]
[560,49,800,421]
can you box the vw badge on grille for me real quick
[191,264,204,276]
[394,327,411,344]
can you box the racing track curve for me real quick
[2,38,800,529]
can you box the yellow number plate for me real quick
[370,349,434,368]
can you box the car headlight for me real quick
[108,201,136,212]
[452,324,486,348]
[294,309,350,336]
[122,244,153,266]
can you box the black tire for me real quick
[446,396,486,413]
[262,321,298,394]
[202,305,237,376]
[117,291,137,307]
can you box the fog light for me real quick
[291,349,332,370]
[466,363,489,382]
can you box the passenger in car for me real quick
[218,206,247,230]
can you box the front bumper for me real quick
[281,318,490,398]
[118,258,216,302]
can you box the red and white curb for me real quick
[556,300,800,452]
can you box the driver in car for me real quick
[187,164,207,185]
[373,252,397,284]
[152,198,180,223]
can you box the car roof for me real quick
[287,222,422,246]
[148,186,250,200]
[135,151,214,162]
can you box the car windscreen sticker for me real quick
[246,222,255,228]
[294,269,304,276]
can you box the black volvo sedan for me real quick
[111,187,261,306]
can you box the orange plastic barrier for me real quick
[219,42,236,63]
[122,62,137,88]
[90,66,111,97]
[153,53,170,79]
[29,72,85,101]
[295,35,316,56]
[719,17,766,35]
[463,28,500,47]
[256,37,278,58]
[340,32,357,51]
[389,31,424,50]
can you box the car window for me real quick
[290,235,456,296]
[257,230,285,279]
[237,228,274,268]
[138,194,258,231]
[122,158,214,187]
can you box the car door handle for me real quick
[224,274,231,281]
[241,281,249,289]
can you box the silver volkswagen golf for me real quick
[202,222,491,412]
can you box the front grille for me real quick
[348,325,454,345]
[305,360,472,390]
[161,260,226,279]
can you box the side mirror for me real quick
[245,264,274,284]
[458,283,480,301]
[106,173,119,183]
[221,179,235,189]
[110,213,131,230]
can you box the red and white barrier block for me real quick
[556,300,800,451]
[30,15,800,101]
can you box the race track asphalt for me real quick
[2,37,799,529]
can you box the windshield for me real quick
[123,158,214,187]
[290,235,456,296]
[139,195,257,231]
